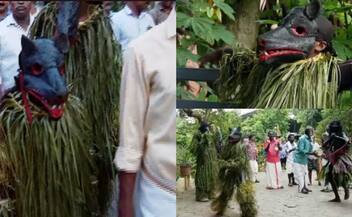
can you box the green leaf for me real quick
[177,47,200,67]
[214,0,235,21]
[177,12,192,28]
[212,25,236,45]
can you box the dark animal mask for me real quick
[16,36,68,121]
[258,0,334,64]
[327,120,343,136]
[229,127,242,143]
[199,121,209,134]
[55,1,80,53]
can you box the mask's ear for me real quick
[53,1,81,54]
[54,33,69,54]
[21,35,37,56]
[304,0,320,20]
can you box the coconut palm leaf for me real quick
[0,93,97,217]
[30,4,122,215]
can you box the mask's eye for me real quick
[31,63,43,76]
[59,64,65,76]
[291,26,307,37]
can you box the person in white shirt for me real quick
[282,133,298,186]
[114,8,175,217]
[110,1,155,51]
[308,137,322,186]
[0,1,33,99]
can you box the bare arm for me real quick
[118,172,137,217]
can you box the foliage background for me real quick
[177,109,352,173]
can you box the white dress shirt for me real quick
[0,14,33,97]
[114,9,176,193]
[111,6,155,51]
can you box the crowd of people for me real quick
[191,120,352,216]
[261,124,352,201]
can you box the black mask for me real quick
[258,0,334,64]
[229,127,242,144]
[199,122,209,134]
[327,120,343,136]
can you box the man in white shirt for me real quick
[0,1,33,99]
[114,8,176,217]
[110,1,155,51]
[308,138,321,186]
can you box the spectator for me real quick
[307,137,321,186]
[149,0,175,25]
[111,1,154,51]
[114,7,176,217]
[0,1,9,22]
[30,1,44,19]
[264,131,283,189]
[0,1,33,98]
[103,1,113,17]
[279,141,287,170]
[282,133,298,186]
[246,135,259,183]
[293,127,314,194]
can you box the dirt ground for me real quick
[177,170,352,217]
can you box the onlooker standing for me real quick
[0,1,9,22]
[293,127,314,194]
[30,1,44,19]
[321,132,332,192]
[114,8,176,217]
[308,137,321,186]
[103,1,113,17]
[279,141,287,170]
[111,1,155,51]
[0,1,33,98]
[149,0,175,25]
[246,135,259,183]
[264,131,283,189]
[282,133,297,186]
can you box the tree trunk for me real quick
[231,0,260,50]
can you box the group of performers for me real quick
[190,118,352,217]
[191,122,257,217]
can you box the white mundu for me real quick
[266,162,282,189]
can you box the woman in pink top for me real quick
[264,131,284,189]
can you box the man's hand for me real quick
[118,172,137,217]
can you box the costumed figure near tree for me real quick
[191,121,218,202]
[321,121,352,202]
[29,1,121,215]
[205,0,352,108]
[0,3,98,216]
[211,128,257,217]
